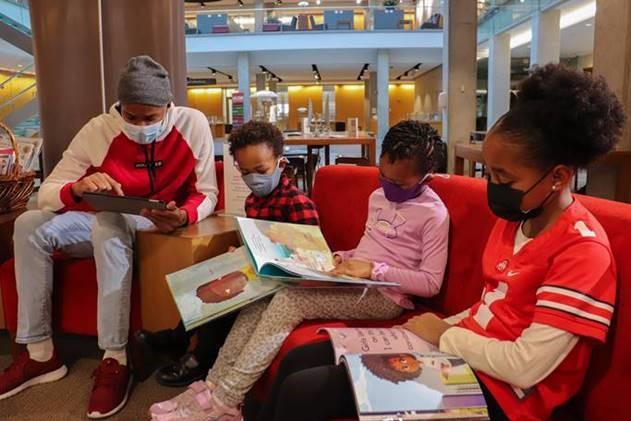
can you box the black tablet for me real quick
[83,192,167,215]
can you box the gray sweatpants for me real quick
[13,210,154,350]
[207,287,403,407]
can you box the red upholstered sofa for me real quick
[2,163,631,419]
[0,162,226,336]
[252,165,631,420]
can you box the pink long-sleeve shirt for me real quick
[335,186,449,309]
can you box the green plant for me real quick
[383,0,398,7]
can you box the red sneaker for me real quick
[87,358,132,419]
[0,350,68,400]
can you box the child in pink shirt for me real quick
[149,120,450,421]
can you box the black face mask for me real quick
[486,169,555,222]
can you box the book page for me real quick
[274,262,397,287]
[321,327,438,364]
[166,247,285,330]
[236,217,335,273]
[343,352,487,420]
[222,141,250,217]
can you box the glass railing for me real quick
[184,4,442,35]
[477,0,567,43]
[0,0,31,34]
[0,63,37,121]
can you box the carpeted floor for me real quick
[0,331,185,421]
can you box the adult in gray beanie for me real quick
[118,55,173,107]
[2,53,218,419]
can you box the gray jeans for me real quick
[13,210,154,350]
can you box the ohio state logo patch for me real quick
[496,259,509,273]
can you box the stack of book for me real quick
[232,91,245,130]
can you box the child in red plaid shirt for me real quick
[138,121,318,389]
[233,121,319,225]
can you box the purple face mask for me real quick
[380,176,427,203]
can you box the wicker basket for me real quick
[0,121,35,214]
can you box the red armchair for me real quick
[0,162,225,337]
[253,165,631,420]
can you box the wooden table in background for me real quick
[454,142,483,177]
[136,215,240,332]
[454,142,631,203]
[284,134,376,194]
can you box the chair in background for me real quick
[197,14,228,34]
[263,23,281,32]
[285,152,321,193]
[185,22,198,34]
[323,10,354,30]
[335,156,370,166]
[309,15,327,30]
[420,13,443,29]
[281,16,298,31]
[374,9,404,30]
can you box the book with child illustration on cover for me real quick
[166,247,285,331]
[322,327,489,420]
[236,217,397,287]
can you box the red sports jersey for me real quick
[458,199,616,420]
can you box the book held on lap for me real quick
[166,247,284,331]
[321,327,489,420]
[236,217,396,287]
[167,217,398,330]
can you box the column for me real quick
[487,32,511,128]
[441,0,477,172]
[587,0,631,201]
[530,8,561,67]
[364,71,377,132]
[29,0,187,175]
[255,73,266,91]
[255,0,264,32]
[29,0,105,175]
[376,50,390,159]
[238,52,252,121]
[101,0,187,107]
[367,0,377,30]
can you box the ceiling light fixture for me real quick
[356,63,369,81]
[207,66,234,81]
[394,63,422,80]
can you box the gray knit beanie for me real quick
[117,55,173,106]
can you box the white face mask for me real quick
[124,119,166,144]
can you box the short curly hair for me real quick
[381,120,447,175]
[361,354,422,384]
[492,64,626,169]
[229,121,284,157]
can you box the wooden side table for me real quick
[136,215,241,332]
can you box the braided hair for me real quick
[381,120,447,175]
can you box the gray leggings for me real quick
[207,287,403,407]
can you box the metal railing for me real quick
[477,0,568,43]
[0,63,37,121]
[184,4,442,35]
[0,0,31,34]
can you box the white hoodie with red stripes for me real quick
[38,103,218,224]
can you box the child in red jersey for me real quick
[405,64,626,420]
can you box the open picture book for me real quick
[166,247,285,330]
[321,327,489,420]
[236,217,395,287]
[167,217,398,330]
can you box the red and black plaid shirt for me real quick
[245,174,319,225]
